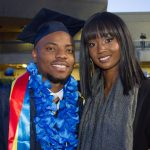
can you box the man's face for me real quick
[32,31,75,83]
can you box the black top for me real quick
[133,79,150,150]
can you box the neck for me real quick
[50,82,64,93]
[42,76,65,93]
[103,69,118,96]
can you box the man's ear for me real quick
[32,48,37,63]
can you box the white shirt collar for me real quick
[49,89,63,100]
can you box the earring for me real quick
[90,58,95,74]
[90,58,93,65]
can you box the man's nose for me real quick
[55,49,67,59]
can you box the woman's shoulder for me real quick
[135,77,150,128]
[136,77,150,126]
[133,78,150,149]
[139,78,150,97]
[137,78,150,112]
[141,77,150,86]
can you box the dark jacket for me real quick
[133,79,150,150]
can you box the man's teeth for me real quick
[53,65,66,68]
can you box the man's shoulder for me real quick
[11,72,29,89]
[0,79,12,100]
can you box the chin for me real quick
[47,74,69,84]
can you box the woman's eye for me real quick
[105,37,114,43]
[88,42,95,48]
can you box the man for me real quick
[0,8,84,150]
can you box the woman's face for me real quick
[87,35,121,72]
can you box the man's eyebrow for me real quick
[65,43,74,47]
[44,42,57,46]
[45,42,73,46]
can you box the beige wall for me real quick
[116,12,150,40]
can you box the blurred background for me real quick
[0,0,150,81]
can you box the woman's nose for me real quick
[97,40,106,51]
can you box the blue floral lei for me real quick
[27,62,79,150]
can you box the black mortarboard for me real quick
[18,8,85,44]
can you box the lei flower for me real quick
[27,62,79,150]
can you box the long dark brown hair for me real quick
[79,11,145,98]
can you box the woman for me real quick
[78,12,150,150]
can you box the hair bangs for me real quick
[83,21,99,44]
[83,16,119,43]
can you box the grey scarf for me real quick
[78,78,139,150]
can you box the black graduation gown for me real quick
[0,81,41,150]
[0,80,11,150]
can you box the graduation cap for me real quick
[18,8,85,44]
